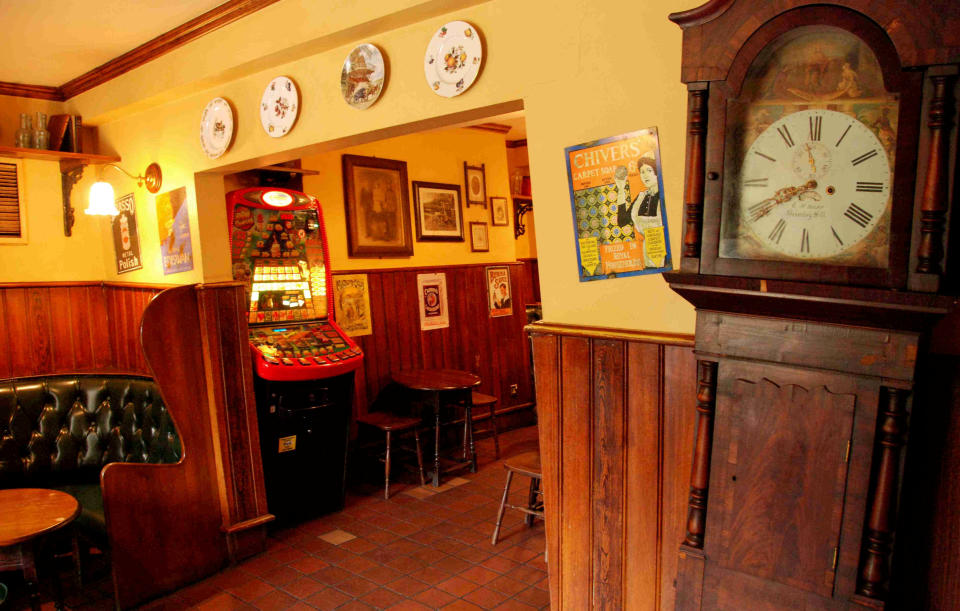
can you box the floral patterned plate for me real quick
[200,97,234,159]
[423,20,482,98]
[260,76,299,137]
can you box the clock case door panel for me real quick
[698,6,922,288]
[704,359,878,607]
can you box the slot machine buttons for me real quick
[281,358,295,366]
[298,358,311,366]
[264,356,280,365]
[328,355,340,362]
[312,356,327,365]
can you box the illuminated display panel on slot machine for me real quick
[227,187,363,381]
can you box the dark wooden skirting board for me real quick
[528,322,697,610]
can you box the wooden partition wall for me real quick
[529,323,697,611]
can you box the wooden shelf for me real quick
[0,145,119,166]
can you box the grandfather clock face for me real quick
[720,27,899,267]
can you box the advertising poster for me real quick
[333,274,373,337]
[417,272,449,330]
[565,127,672,281]
[112,193,142,274]
[486,266,512,317]
[155,186,194,275]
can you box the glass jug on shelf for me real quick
[32,112,49,150]
[15,113,32,148]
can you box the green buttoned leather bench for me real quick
[0,375,181,541]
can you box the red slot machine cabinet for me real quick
[227,186,362,523]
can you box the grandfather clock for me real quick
[663,0,959,609]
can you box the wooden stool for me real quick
[492,451,543,544]
[469,392,500,459]
[356,412,426,499]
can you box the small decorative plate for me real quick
[260,76,299,137]
[199,97,234,159]
[423,20,482,98]
[341,44,386,110]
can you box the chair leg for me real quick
[489,402,500,459]
[413,429,426,487]
[492,470,514,545]
[384,430,392,500]
[466,404,476,472]
[526,476,540,527]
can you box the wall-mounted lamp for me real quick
[86,162,163,216]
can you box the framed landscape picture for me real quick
[412,181,464,241]
[490,196,509,226]
[342,154,413,257]
[470,222,489,252]
[463,162,486,207]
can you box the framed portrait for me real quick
[412,181,464,241]
[463,162,486,207]
[486,266,512,317]
[470,222,489,252]
[490,196,509,226]
[342,154,413,257]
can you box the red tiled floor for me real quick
[6,426,547,611]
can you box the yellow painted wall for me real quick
[301,128,514,270]
[0,158,107,281]
[2,0,701,334]
[0,95,64,148]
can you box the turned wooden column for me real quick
[857,387,909,599]
[683,359,718,548]
[916,73,956,276]
[682,85,709,264]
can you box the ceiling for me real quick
[0,0,225,86]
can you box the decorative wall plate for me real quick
[341,44,386,110]
[423,20,482,97]
[260,76,299,137]
[199,97,234,159]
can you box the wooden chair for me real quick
[492,451,543,544]
[469,392,500,459]
[356,412,426,499]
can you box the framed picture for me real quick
[342,154,413,257]
[417,272,449,330]
[490,196,509,226]
[470,222,489,252]
[412,181,464,241]
[486,266,513,317]
[463,162,486,207]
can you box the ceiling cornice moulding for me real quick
[1,0,280,103]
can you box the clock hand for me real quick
[748,180,818,222]
[806,143,816,174]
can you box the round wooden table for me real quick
[393,369,481,487]
[0,488,80,611]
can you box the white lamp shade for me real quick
[86,181,119,216]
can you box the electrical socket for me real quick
[509,384,518,397]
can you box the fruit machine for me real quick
[227,186,363,523]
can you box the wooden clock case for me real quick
[663,1,960,609]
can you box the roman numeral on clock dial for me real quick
[800,228,810,253]
[809,116,821,141]
[851,149,878,166]
[777,125,795,148]
[844,203,873,228]
[743,178,768,187]
[768,219,787,244]
[856,181,883,192]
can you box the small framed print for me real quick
[486,266,512,317]
[490,196,509,226]
[470,222,489,252]
[464,162,486,207]
[412,181,464,241]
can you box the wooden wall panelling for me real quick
[660,345,698,611]
[531,333,561,610]
[87,286,115,371]
[48,287,75,372]
[559,334,593,609]
[625,341,665,610]
[592,339,625,609]
[4,288,33,376]
[0,290,11,378]
[69,286,97,370]
[26,288,53,374]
